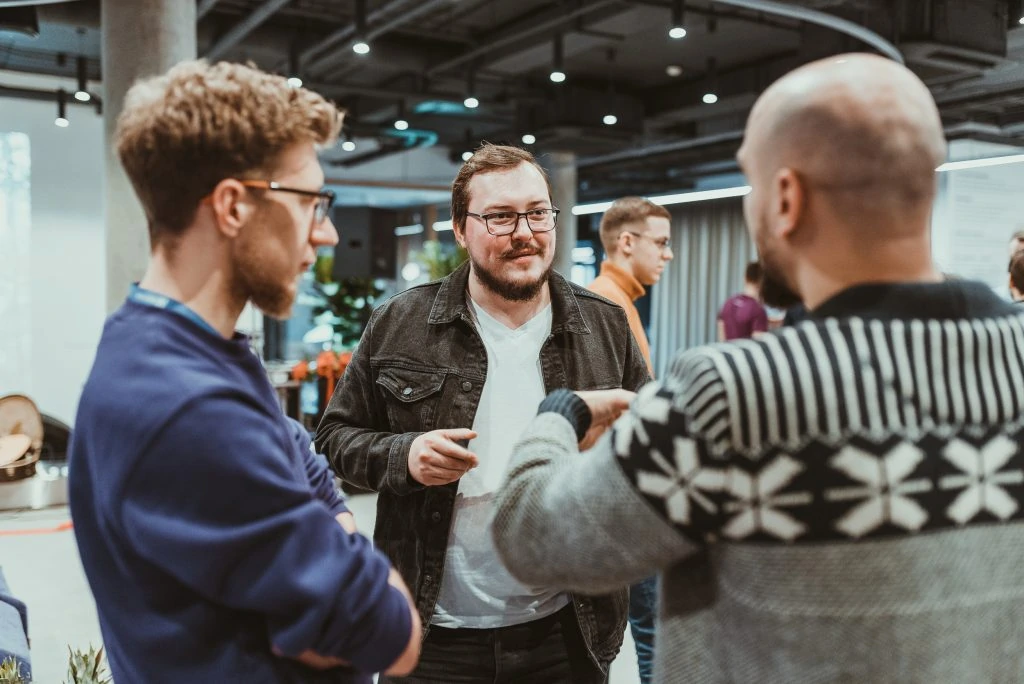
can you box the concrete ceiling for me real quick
[1,0,1023,205]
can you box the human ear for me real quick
[775,167,804,239]
[208,179,255,239]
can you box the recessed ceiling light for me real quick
[666,65,683,77]
[463,96,479,109]
[462,151,473,161]
[341,140,356,152]
[394,119,409,130]
[550,70,566,83]
[603,114,618,125]
[669,26,687,39]
[353,41,370,55]
[521,133,536,145]
[702,92,718,104]
[286,77,303,88]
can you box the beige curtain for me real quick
[649,198,755,377]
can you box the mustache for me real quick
[502,246,543,259]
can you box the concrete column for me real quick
[102,0,196,313]
[546,151,577,279]
[422,203,438,242]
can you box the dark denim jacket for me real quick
[315,262,651,670]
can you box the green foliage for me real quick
[311,277,385,347]
[416,240,468,281]
[0,657,27,684]
[63,645,111,684]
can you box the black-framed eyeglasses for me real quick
[626,230,672,252]
[466,208,560,236]
[240,180,336,224]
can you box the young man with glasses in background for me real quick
[69,60,420,683]
[317,143,650,682]
[590,197,674,377]
[588,196,672,684]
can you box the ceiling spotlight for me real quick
[55,88,69,127]
[666,65,683,77]
[550,33,566,83]
[352,0,370,54]
[670,0,687,39]
[603,114,618,125]
[461,151,473,162]
[74,56,90,101]
[463,70,479,110]
[394,100,408,131]
[286,76,303,88]
[1019,15,1023,24]
[702,57,718,105]
[521,133,536,145]
[341,140,356,152]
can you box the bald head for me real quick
[740,53,947,217]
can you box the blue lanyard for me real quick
[128,284,222,337]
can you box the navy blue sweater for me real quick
[69,299,411,683]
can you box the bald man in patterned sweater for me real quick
[493,53,1024,683]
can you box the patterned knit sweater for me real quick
[493,280,1024,683]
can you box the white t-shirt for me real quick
[431,298,569,628]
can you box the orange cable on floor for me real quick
[0,520,73,536]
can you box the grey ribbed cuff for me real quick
[538,389,592,442]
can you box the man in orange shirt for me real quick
[587,196,671,684]
[588,197,673,376]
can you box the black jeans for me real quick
[381,605,607,684]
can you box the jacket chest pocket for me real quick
[376,366,446,433]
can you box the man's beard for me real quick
[759,262,802,309]
[471,248,552,302]
[231,236,297,320]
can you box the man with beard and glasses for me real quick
[492,53,1024,683]
[68,61,420,683]
[316,143,650,683]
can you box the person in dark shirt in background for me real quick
[68,60,419,683]
[717,260,769,340]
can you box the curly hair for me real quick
[115,60,342,245]
[598,197,671,253]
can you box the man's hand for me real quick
[575,389,635,450]
[408,428,478,486]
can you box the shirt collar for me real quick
[598,260,646,301]
[810,280,1018,321]
[428,261,590,335]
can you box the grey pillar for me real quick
[102,0,196,313]
[547,151,577,279]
